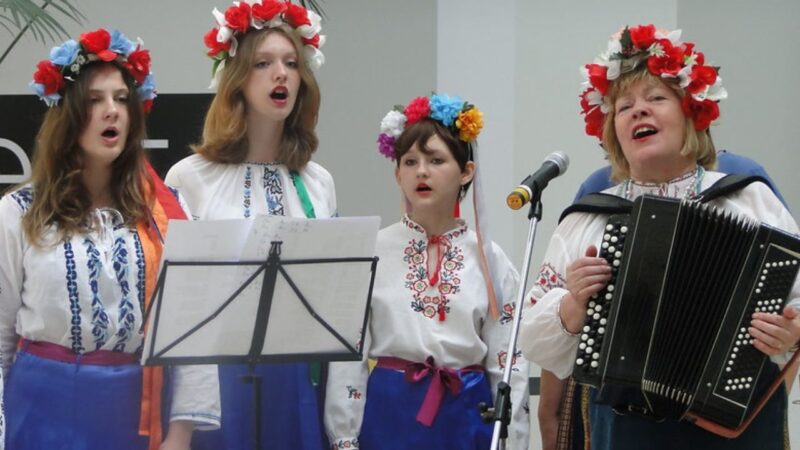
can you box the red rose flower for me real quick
[252,0,286,21]
[647,39,683,76]
[629,24,656,49]
[686,65,718,94]
[586,63,609,95]
[33,60,65,95]
[302,34,320,48]
[682,96,719,130]
[284,3,311,27]
[584,105,604,139]
[225,2,252,33]
[404,96,431,126]
[124,49,151,84]
[80,28,116,62]
[204,28,231,57]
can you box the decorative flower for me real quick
[124,49,151,84]
[109,30,137,56]
[579,24,726,138]
[404,96,431,126]
[429,94,463,127]
[224,2,251,33]
[456,107,483,142]
[49,40,80,66]
[380,109,406,138]
[284,2,312,27]
[32,60,64,95]
[423,306,436,318]
[377,133,396,160]
[79,28,116,62]
[30,28,156,110]
[204,28,232,58]
[252,0,286,21]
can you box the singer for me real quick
[164,3,332,449]
[518,24,800,450]
[325,93,530,450]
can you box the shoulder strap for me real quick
[559,193,634,223]
[693,174,768,204]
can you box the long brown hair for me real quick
[601,68,717,182]
[193,26,320,171]
[22,62,153,246]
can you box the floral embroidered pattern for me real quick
[10,187,33,211]
[132,232,146,353]
[263,166,285,216]
[500,302,515,325]
[331,438,359,449]
[346,385,362,400]
[243,165,253,218]
[84,238,110,350]
[402,218,466,320]
[112,236,135,351]
[64,241,84,353]
[537,263,565,293]
[497,349,521,371]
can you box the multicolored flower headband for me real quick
[30,28,157,112]
[204,0,325,87]
[580,24,727,139]
[377,93,484,160]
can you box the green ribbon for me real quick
[289,170,320,386]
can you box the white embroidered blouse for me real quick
[0,185,221,431]
[324,217,530,450]
[519,171,800,379]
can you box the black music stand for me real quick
[141,229,378,450]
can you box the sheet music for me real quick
[142,215,380,364]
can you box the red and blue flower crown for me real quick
[30,28,156,112]
[580,24,727,139]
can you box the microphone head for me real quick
[545,151,569,175]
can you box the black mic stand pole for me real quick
[481,192,544,450]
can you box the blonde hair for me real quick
[601,68,716,182]
[22,62,153,246]
[193,26,321,171]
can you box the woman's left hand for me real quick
[749,306,800,356]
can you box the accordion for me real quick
[572,194,800,435]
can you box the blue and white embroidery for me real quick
[84,238,110,350]
[64,241,84,353]
[112,236,135,351]
[243,165,253,218]
[10,187,33,212]
[263,166,285,216]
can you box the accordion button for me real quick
[576,358,584,365]
[608,246,616,253]
[613,260,620,267]
[593,313,601,320]
[593,353,600,360]
[583,326,591,333]
[591,361,599,368]
[587,308,595,315]
[579,343,586,350]
[604,234,611,240]
[602,242,609,249]
[606,224,613,231]
[621,226,628,233]
[600,318,607,325]
[581,334,588,341]
[598,327,606,334]
[607,285,615,292]
[588,338,595,345]
[586,347,593,353]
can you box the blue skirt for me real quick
[359,366,493,450]
[5,350,149,450]
[191,362,326,450]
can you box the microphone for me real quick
[506,152,569,210]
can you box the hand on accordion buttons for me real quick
[749,306,800,356]
[560,245,612,334]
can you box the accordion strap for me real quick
[686,348,800,438]
[559,174,768,223]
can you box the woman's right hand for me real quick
[559,245,611,334]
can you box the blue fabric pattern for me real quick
[64,241,84,353]
[263,166,285,216]
[112,236,135,351]
[83,238,109,350]
[10,187,33,211]
[243,165,253,218]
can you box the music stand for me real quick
[141,215,380,450]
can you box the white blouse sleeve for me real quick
[324,328,370,449]
[480,245,530,450]
[0,193,25,376]
[518,212,605,380]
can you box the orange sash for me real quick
[136,161,188,450]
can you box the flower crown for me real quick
[204,0,325,86]
[377,94,483,160]
[30,28,157,112]
[580,24,727,139]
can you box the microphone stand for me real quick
[481,193,544,450]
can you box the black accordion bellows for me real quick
[573,194,800,430]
